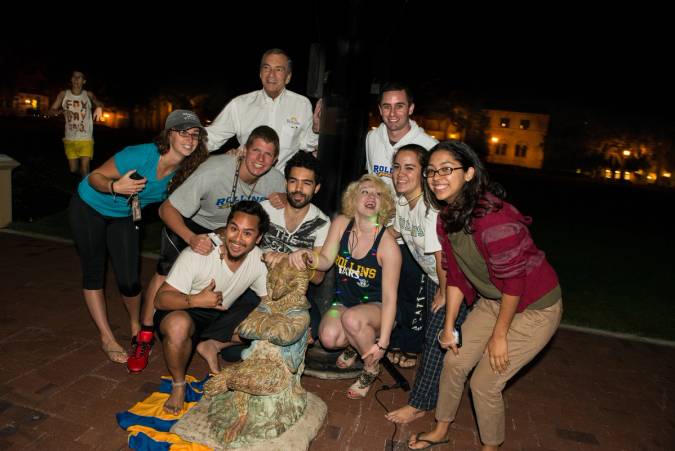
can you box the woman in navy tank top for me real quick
[290,174,401,399]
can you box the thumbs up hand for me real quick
[196,279,225,310]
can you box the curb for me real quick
[558,323,675,348]
[0,227,160,260]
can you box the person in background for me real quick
[408,140,562,450]
[289,174,400,399]
[206,48,322,171]
[48,70,104,177]
[69,110,208,365]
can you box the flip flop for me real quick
[387,350,401,365]
[102,342,128,364]
[397,352,418,369]
[407,432,450,450]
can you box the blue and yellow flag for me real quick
[116,375,213,451]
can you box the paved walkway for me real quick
[0,232,673,450]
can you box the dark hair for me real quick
[245,125,280,157]
[378,82,414,105]
[153,129,209,193]
[260,48,292,74]
[394,143,430,213]
[226,200,270,237]
[423,140,505,234]
[284,150,321,184]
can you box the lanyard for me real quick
[230,158,259,205]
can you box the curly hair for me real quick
[153,129,210,193]
[423,140,505,234]
[341,174,395,226]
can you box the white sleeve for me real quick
[299,98,318,151]
[165,250,198,294]
[365,133,372,171]
[424,210,442,253]
[314,216,331,248]
[249,263,268,297]
[206,100,238,151]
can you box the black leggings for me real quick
[69,193,141,297]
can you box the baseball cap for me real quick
[164,110,205,132]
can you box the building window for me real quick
[495,143,508,155]
[515,144,528,158]
[500,117,510,128]
[520,119,530,130]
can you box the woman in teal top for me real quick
[69,110,208,364]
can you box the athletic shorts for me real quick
[154,289,260,342]
[64,139,94,159]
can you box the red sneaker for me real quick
[127,330,154,374]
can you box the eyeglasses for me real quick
[422,166,464,178]
[172,129,202,141]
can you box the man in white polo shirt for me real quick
[153,201,270,415]
[206,48,322,171]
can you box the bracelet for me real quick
[437,329,455,346]
[375,342,387,352]
[110,180,116,195]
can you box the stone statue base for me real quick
[171,392,327,451]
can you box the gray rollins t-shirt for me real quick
[168,154,285,230]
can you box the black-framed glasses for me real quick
[172,129,202,141]
[423,166,464,178]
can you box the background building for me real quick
[484,109,549,169]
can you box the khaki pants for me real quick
[435,298,562,446]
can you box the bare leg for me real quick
[160,312,194,415]
[408,421,451,450]
[122,293,142,338]
[317,305,348,350]
[83,288,127,363]
[385,405,426,424]
[67,158,78,174]
[141,273,165,326]
[196,336,241,374]
[341,304,381,372]
[79,156,91,177]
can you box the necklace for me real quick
[398,192,423,207]
[348,222,380,256]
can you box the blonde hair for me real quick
[341,174,395,226]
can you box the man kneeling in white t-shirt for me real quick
[153,201,270,415]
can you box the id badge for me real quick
[131,195,142,222]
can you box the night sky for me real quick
[2,2,671,123]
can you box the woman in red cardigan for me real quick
[408,141,562,451]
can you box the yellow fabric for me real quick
[128,426,212,451]
[63,139,94,159]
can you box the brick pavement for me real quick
[0,232,673,450]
